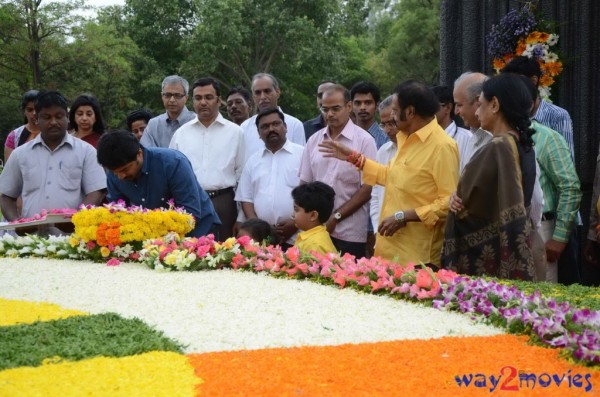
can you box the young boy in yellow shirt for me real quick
[292,181,338,255]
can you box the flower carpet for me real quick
[0,203,598,395]
[1,256,599,396]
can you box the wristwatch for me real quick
[394,211,405,222]
[334,211,343,220]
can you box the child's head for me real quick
[237,218,277,245]
[291,181,335,231]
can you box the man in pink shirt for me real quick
[299,84,377,258]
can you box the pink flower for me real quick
[415,269,434,289]
[285,246,300,263]
[128,252,140,260]
[106,258,121,267]
[86,241,97,250]
[435,269,458,284]
[236,235,251,248]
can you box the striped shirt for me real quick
[534,99,575,159]
[531,121,581,243]
[444,121,472,173]
[367,122,390,149]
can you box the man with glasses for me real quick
[303,80,335,140]
[432,85,472,172]
[141,75,195,148]
[169,77,245,239]
[299,84,377,258]
[370,95,398,236]
[241,73,306,160]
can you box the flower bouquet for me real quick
[70,200,195,262]
[486,4,562,101]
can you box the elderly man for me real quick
[241,73,306,159]
[0,91,106,223]
[299,84,377,258]
[141,75,195,148]
[226,86,252,125]
[235,107,304,247]
[432,85,471,168]
[303,80,335,140]
[169,77,245,239]
[97,130,220,238]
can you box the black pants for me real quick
[331,237,367,259]
[210,190,237,240]
[558,226,582,285]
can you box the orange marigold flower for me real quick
[515,39,527,55]
[544,61,563,76]
[493,58,505,71]
[540,74,556,87]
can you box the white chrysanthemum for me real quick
[0,259,506,354]
[547,34,559,46]
[545,52,559,63]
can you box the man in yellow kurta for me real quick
[320,80,459,265]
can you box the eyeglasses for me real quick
[320,105,345,114]
[379,121,397,129]
[162,92,186,100]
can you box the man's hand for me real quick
[325,216,338,234]
[275,220,297,243]
[378,215,405,237]
[318,140,354,161]
[449,191,464,213]
[545,239,567,263]
[584,240,599,267]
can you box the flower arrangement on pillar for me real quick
[486,3,562,102]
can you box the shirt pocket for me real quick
[23,168,41,195]
[284,166,300,188]
[57,165,83,192]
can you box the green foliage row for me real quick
[0,0,442,153]
[0,312,184,371]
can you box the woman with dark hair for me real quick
[4,90,40,161]
[69,94,106,148]
[442,73,537,280]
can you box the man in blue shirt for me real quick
[96,130,220,238]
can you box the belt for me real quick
[541,212,555,221]
[206,187,234,199]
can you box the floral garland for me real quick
[486,4,562,101]
[69,200,194,260]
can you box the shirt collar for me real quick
[323,119,357,141]
[261,138,293,156]
[298,224,327,239]
[193,112,227,128]
[411,117,438,142]
[32,131,73,150]
[533,98,547,122]
[165,107,192,123]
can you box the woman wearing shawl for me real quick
[442,73,536,280]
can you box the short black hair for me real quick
[431,85,453,104]
[21,90,39,110]
[35,91,68,113]
[192,77,220,97]
[69,94,106,134]
[239,218,277,245]
[227,86,251,103]
[97,129,140,169]
[291,181,335,223]
[255,107,285,128]
[501,56,543,80]
[126,109,153,130]
[350,81,381,103]
[394,80,440,118]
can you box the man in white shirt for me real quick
[241,73,305,160]
[432,85,472,172]
[169,77,245,239]
[235,108,304,247]
[370,96,398,232]
[141,75,195,148]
